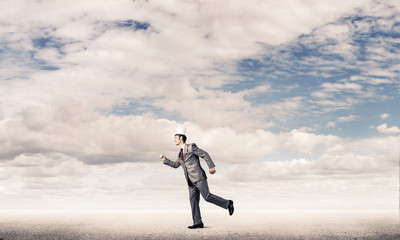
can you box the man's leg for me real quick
[194,180,230,209]
[188,184,202,225]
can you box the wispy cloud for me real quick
[337,115,359,122]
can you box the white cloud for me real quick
[194,127,282,163]
[0,0,380,110]
[241,84,271,96]
[283,129,343,154]
[224,150,398,208]
[321,82,363,93]
[1,131,397,209]
[344,135,400,156]
[380,113,390,120]
[0,99,293,165]
[326,121,336,128]
[337,115,359,122]
[227,151,396,182]
[0,98,175,164]
[350,76,394,85]
[377,124,400,134]
[0,98,368,167]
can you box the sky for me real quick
[0,0,399,210]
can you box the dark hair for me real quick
[176,134,187,143]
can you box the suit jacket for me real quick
[164,143,215,186]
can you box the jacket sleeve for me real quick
[192,143,216,169]
[163,157,181,168]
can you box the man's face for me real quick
[174,135,182,146]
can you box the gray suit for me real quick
[164,143,230,225]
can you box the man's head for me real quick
[174,134,186,146]
[175,126,186,146]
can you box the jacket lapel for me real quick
[185,144,189,154]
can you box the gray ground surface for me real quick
[0,209,399,239]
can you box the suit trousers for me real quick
[189,179,230,224]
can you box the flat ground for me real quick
[0,209,398,240]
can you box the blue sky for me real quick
[0,0,399,210]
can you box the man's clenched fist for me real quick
[160,153,166,161]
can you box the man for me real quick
[160,126,234,229]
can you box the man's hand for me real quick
[209,167,216,174]
[160,153,166,161]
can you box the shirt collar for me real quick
[181,143,186,150]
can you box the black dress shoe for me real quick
[188,223,204,229]
[228,200,234,216]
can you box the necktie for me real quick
[180,148,184,161]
